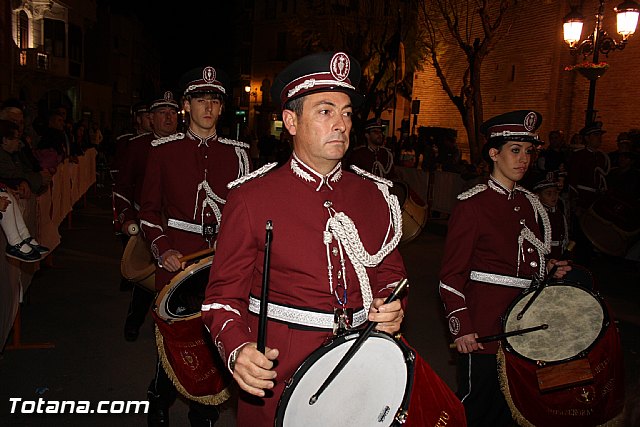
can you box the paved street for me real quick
[1,185,639,426]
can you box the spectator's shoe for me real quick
[6,243,41,263]
[23,238,50,255]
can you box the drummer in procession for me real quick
[138,66,250,426]
[112,101,152,292]
[567,122,610,265]
[113,92,179,342]
[438,110,571,426]
[201,51,407,426]
[346,117,397,180]
[112,101,152,179]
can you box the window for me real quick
[44,19,66,58]
[69,24,82,77]
[18,11,29,49]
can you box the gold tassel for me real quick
[155,326,231,406]
[497,346,535,427]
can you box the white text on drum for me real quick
[8,398,149,414]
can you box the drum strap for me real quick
[248,296,367,330]
[470,271,532,289]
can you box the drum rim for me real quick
[274,330,415,426]
[154,255,213,322]
[502,282,609,365]
[121,234,156,281]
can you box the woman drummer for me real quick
[438,110,571,426]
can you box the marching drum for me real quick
[275,331,466,427]
[580,190,640,257]
[391,181,428,244]
[498,280,624,426]
[153,256,231,405]
[120,234,155,292]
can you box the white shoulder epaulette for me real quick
[219,137,249,149]
[151,133,184,147]
[227,162,278,189]
[349,165,393,187]
[129,132,152,142]
[457,184,487,200]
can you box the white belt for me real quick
[167,218,203,234]
[576,184,597,193]
[470,271,532,289]
[551,240,561,247]
[248,296,368,330]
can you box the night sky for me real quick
[106,0,236,87]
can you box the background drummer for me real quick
[201,51,407,426]
[438,110,571,427]
[113,92,178,342]
[138,66,250,426]
[346,117,397,180]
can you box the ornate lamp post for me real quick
[563,0,640,126]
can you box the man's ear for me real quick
[282,110,297,136]
[489,147,499,161]
[183,99,191,113]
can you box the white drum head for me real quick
[277,333,409,426]
[504,284,605,363]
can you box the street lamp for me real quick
[563,0,640,126]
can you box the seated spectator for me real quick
[1,186,48,262]
[35,110,67,172]
[0,120,51,196]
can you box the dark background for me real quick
[105,0,237,88]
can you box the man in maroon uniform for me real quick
[139,67,249,426]
[112,101,152,180]
[567,122,610,264]
[568,122,610,211]
[201,52,406,426]
[113,91,179,341]
[347,117,396,179]
[439,110,570,426]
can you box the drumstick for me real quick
[309,278,408,405]
[257,220,273,354]
[178,247,215,264]
[448,323,548,349]
[517,242,576,320]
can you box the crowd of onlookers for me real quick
[0,98,106,263]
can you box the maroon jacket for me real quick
[113,132,154,225]
[347,144,396,180]
[139,130,250,289]
[439,176,551,354]
[568,147,610,208]
[201,155,406,425]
